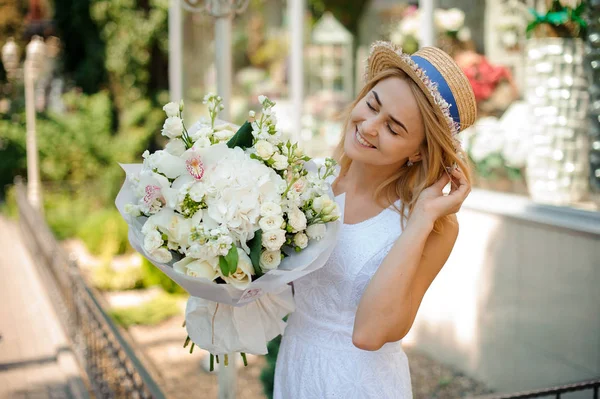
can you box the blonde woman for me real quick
[273,42,477,398]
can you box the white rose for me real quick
[262,229,286,251]
[312,195,333,213]
[220,248,255,290]
[260,201,282,217]
[144,229,163,252]
[162,102,180,117]
[259,250,281,270]
[165,139,187,156]
[306,223,326,241]
[148,247,172,263]
[255,140,275,160]
[272,154,288,170]
[192,136,212,149]
[162,116,184,139]
[287,207,307,232]
[259,215,285,231]
[214,126,235,142]
[294,232,308,249]
[174,257,218,280]
[125,203,141,217]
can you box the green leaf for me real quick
[226,121,254,149]
[219,256,231,276]
[224,245,239,275]
[248,230,264,278]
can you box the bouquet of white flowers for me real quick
[115,94,341,369]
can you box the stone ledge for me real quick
[463,189,600,236]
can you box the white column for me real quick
[215,15,233,121]
[169,0,184,103]
[420,0,436,47]
[24,59,42,213]
[288,0,304,143]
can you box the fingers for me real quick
[448,168,471,200]
[432,173,451,190]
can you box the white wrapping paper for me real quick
[115,162,341,354]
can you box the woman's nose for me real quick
[361,116,379,137]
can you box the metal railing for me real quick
[15,179,166,399]
[471,378,600,399]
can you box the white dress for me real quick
[274,193,413,399]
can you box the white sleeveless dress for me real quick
[273,193,413,399]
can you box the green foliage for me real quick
[0,182,18,219]
[91,262,145,291]
[42,188,99,240]
[0,90,118,194]
[90,0,169,108]
[527,0,587,38]
[260,335,282,399]
[308,0,370,36]
[140,257,187,294]
[109,292,184,328]
[76,208,130,257]
[53,0,107,93]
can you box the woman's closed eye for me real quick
[366,100,399,136]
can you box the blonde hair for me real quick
[333,68,472,232]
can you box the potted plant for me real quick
[524,0,591,205]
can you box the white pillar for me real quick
[214,15,233,121]
[420,0,436,47]
[169,0,183,103]
[24,59,42,212]
[288,0,304,143]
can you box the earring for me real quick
[406,160,414,167]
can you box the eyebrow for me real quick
[372,90,408,134]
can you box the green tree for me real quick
[53,0,107,93]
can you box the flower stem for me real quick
[241,352,248,367]
[210,354,215,372]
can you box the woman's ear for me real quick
[408,152,422,164]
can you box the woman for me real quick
[273,41,476,398]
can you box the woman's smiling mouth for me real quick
[355,126,376,149]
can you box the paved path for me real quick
[0,216,88,399]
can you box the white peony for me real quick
[259,215,285,232]
[255,140,275,160]
[260,250,281,270]
[162,102,180,118]
[162,116,184,139]
[272,154,288,170]
[260,201,282,217]
[174,257,218,281]
[144,229,163,252]
[148,247,172,263]
[220,248,255,290]
[287,207,307,232]
[306,223,326,241]
[294,232,308,249]
[262,229,286,251]
[165,139,187,156]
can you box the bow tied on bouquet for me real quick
[116,94,342,370]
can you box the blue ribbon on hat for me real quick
[411,55,460,130]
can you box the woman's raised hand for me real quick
[412,168,471,226]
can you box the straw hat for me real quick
[366,41,477,138]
